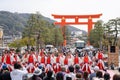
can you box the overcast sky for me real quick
[0,0,120,31]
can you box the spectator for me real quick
[38,66,46,79]
[61,66,67,75]
[103,72,110,80]
[28,68,42,80]
[89,66,99,80]
[96,71,103,78]
[66,76,72,80]
[56,72,64,80]
[83,71,89,80]
[10,62,28,80]
[76,73,83,80]
[75,64,83,74]
[0,64,11,80]
[110,63,115,70]
[118,67,120,73]
[61,66,67,80]
[43,70,55,80]
[67,65,76,80]
[23,74,28,80]
[113,74,120,80]
[65,74,72,80]
[93,71,104,80]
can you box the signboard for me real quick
[108,46,119,66]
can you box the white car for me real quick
[45,45,58,53]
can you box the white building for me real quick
[71,31,83,37]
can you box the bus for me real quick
[74,40,86,49]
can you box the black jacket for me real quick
[1,71,11,80]
[43,77,55,80]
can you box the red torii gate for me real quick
[52,14,102,46]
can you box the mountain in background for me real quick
[0,11,87,36]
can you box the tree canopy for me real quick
[89,17,120,48]
[9,13,64,49]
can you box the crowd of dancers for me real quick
[0,48,106,73]
[0,48,119,80]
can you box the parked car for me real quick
[45,45,58,53]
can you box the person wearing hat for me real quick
[0,63,11,80]
[28,68,42,80]
[89,66,99,80]
[1,63,8,70]
[38,65,46,79]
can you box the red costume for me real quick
[45,56,53,72]
[28,54,34,63]
[39,55,46,68]
[46,56,51,64]
[56,56,60,63]
[96,52,105,70]
[41,56,45,64]
[13,54,20,63]
[64,57,68,65]
[53,56,61,73]
[82,55,92,73]
[74,56,79,64]
[27,53,36,73]
[3,53,14,71]
[5,53,14,65]
[40,49,44,56]
[63,56,69,72]
[28,53,36,64]
[27,63,35,73]
[22,53,29,63]
[1,54,6,63]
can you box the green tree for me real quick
[89,20,104,48]
[23,14,36,49]
[52,27,63,47]
[8,37,35,48]
[22,12,63,51]
[104,17,120,46]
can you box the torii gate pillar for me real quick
[52,14,102,46]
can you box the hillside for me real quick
[0,11,86,36]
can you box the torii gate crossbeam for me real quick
[52,14,102,46]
